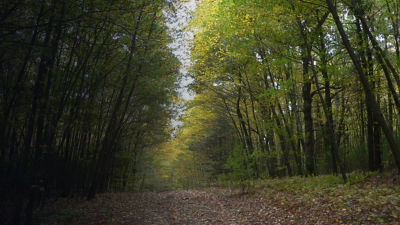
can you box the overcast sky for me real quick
[166,0,196,101]
[165,0,197,131]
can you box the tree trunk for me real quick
[302,55,315,176]
[326,0,400,172]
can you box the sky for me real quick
[166,0,197,101]
[165,0,197,131]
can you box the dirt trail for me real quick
[39,190,290,225]
[118,190,276,225]
[37,175,400,225]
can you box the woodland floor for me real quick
[35,173,400,225]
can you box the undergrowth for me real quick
[214,171,400,223]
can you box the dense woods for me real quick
[164,0,400,188]
[2,0,400,224]
[0,0,180,224]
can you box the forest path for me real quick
[37,181,400,225]
[39,189,291,225]
[125,190,274,225]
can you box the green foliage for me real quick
[255,175,344,194]
[344,145,368,172]
[346,170,380,185]
[224,145,252,180]
[216,144,255,192]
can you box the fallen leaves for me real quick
[34,173,400,225]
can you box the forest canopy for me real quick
[164,0,400,188]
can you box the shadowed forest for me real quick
[1,0,400,224]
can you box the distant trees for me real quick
[179,0,400,184]
[0,0,180,224]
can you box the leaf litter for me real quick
[35,174,400,225]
